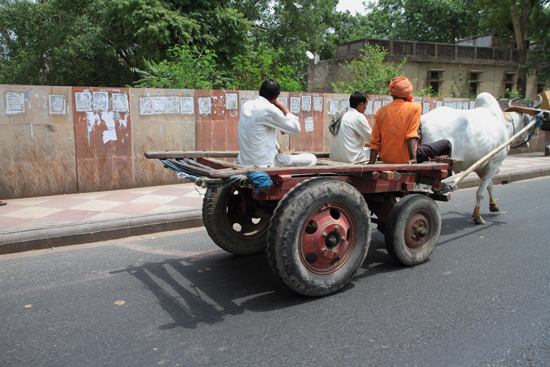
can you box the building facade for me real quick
[308,38,545,100]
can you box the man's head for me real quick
[387,77,413,102]
[259,79,281,102]
[350,91,368,113]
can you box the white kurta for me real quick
[238,96,301,167]
[329,108,372,163]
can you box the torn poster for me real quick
[101,111,116,130]
[423,102,430,114]
[139,98,154,115]
[305,117,314,132]
[373,101,382,114]
[153,97,166,114]
[313,97,323,112]
[277,98,288,106]
[226,93,238,110]
[5,92,25,115]
[86,112,97,133]
[463,103,468,110]
[102,129,117,144]
[436,101,443,108]
[180,97,194,114]
[75,92,92,112]
[470,101,476,109]
[365,101,373,115]
[341,101,349,110]
[451,102,457,109]
[165,97,179,114]
[49,95,66,114]
[93,92,109,111]
[382,100,390,106]
[198,97,211,115]
[290,97,300,114]
[329,100,338,115]
[301,96,311,112]
[456,101,463,110]
[112,93,129,112]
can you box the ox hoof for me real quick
[473,216,486,225]
[489,203,499,212]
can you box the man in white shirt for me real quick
[329,91,372,163]
[238,79,317,167]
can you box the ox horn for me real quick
[533,94,543,109]
[508,97,519,108]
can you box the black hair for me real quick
[259,79,281,101]
[349,91,367,108]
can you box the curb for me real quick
[0,209,203,255]
[2,167,550,256]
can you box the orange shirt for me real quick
[371,99,421,164]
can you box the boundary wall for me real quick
[1,85,548,199]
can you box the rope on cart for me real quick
[247,171,273,193]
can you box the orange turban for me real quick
[387,77,413,101]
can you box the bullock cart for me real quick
[145,151,455,296]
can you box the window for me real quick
[505,84,514,97]
[427,69,445,95]
[537,84,545,94]
[468,71,483,96]
[503,71,518,97]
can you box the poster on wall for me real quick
[436,101,443,108]
[277,97,288,106]
[365,101,373,115]
[93,91,109,111]
[49,95,66,114]
[165,97,180,113]
[180,97,194,114]
[373,101,382,114]
[198,97,212,115]
[340,101,349,110]
[226,93,238,110]
[329,100,338,115]
[5,92,25,115]
[139,97,154,115]
[305,117,314,132]
[313,97,323,112]
[153,97,166,114]
[75,92,92,112]
[112,93,129,112]
[290,97,301,114]
[302,96,312,112]
[423,102,430,114]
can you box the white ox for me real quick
[420,92,534,225]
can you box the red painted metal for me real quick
[299,203,357,274]
[404,211,431,252]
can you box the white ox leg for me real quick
[472,165,500,225]
[487,182,499,212]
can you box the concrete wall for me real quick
[1,84,548,199]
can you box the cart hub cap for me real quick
[224,188,268,239]
[300,204,356,274]
[404,212,431,251]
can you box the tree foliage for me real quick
[332,44,406,95]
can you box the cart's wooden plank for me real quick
[145,151,331,159]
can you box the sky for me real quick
[336,0,371,15]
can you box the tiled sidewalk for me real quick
[0,184,205,232]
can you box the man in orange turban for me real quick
[369,77,453,193]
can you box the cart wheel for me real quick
[202,186,270,255]
[385,194,441,266]
[267,178,371,297]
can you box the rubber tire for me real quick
[202,186,269,255]
[385,194,441,266]
[267,178,371,297]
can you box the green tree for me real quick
[476,0,550,97]
[363,0,481,43]
[332,44,406,94]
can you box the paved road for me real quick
[1,177,550,367]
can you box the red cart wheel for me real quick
[385,194,441,266]
[203,186,270,255]
[267,178,371,296]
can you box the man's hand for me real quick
[272,100,290,115]
[278,148,295,155]
[406,158,417,164]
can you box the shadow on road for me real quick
[109,229,407,331]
